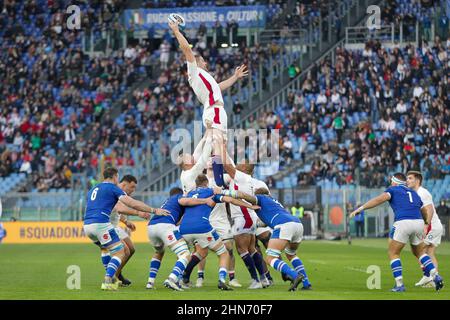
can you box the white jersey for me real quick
[417,186,441,226]
[208,176,228,223]
[110,209,121,227]
[187,61,224,110]
[228,170,259,220]
[180,137,212,194]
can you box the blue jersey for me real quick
[179,187,223,235]
[385,185,423,222]
[84,182,126,225]
[149,194,184,226]
[255,195,300,229]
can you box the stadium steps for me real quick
[0,174,28,198]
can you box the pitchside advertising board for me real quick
[124,6,267,30]
[1,221,149,244]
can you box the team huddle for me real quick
[81,18,444,293]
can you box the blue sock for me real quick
[212,155,224,187]
[240,252,259,281]
[106,256,121,278]
[101,252,111,270]
[291,257,310,286]
[183,253,202,282]
[198,271,205,279]
[170,258,188,281]
[419,254,436,277]
[219,267,227,283]
[421,264,430,277]
[390,259,403,286]
[251,252,267,279]
[270,258,298,280]
[148,258,161,283]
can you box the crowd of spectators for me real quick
[259,35,449,188]
[1,0,449,197]
[380,0,449,41]
[0,0,148,191]
[0,0,295,192]
[90,39,291,171]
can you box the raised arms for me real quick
[168,20,195,63]
[219,65,249,91]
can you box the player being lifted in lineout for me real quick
[168,19,248,189]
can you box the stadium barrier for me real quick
[1,221,149,244]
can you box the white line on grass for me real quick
[344,266,367,273]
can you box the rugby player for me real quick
[231,187,307,292]
[194,161,242,288]
[179,174,260,291]
[406,171,444,288]
[146,187,215,291]
[83,167,169,290]
[169,19,247,188]
[220,146,270,289]
[100,174,141,287]
[350,173,444,292]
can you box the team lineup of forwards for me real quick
[82,18,444,293]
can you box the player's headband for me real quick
[391,176,406,185]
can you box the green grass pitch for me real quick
[1,239,449,300]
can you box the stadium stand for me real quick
[0,0,448,221]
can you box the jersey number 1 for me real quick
[406,191,413,203]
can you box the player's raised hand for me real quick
[234,65,249,79]
[154,208,170,216]
[126,221,136,232]
[249,205,261,210]
[168,20,179,32]
[138,212,151,220]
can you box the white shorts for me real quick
[203,105,227,132]
[83,223,121,248]
[272,222,303,244]
[211,218,233,241]
[147,223,183,251]
[115,226,130,240]
[182,229,222,250]
[232,215,257,236]
[256,227,272,238]
[424,220,443,247]
[390,219,424,246]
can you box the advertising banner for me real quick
[123,6,267,30]
[1,221,150,244]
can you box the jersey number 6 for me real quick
[91,188,99,201]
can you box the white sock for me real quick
[395,276,403,287]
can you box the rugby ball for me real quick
[168,13,186,29]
